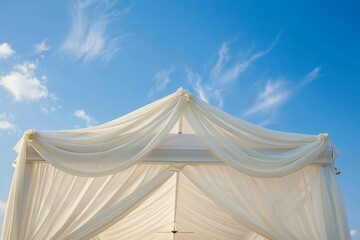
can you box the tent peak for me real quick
[176,87,193,102]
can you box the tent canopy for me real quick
[2,87,350,240]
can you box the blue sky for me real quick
[0,0,359,237]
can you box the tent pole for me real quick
[173,171,180,240]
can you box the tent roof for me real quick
[20,87,335,171]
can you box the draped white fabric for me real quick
[16,88,329,177]
[16,163,174,240]
[3,163,350,240]
[185,100,328,177]
[93,166,261,240]
[1,87,350,240]
[30,94,185,176]
[183,165,350,240]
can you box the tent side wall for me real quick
[2,161,350,240]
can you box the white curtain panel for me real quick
[3,163,350,240]
[183,165,350,240]
[92,171,177,240]
[174,172,258,240]
[86,170,262,240]
[3,163,174,240]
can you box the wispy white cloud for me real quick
[40,101,62,114]
[258,115,277,127]
[60,0,127,62]
[210,42,230,84]
[148,67,176,97]
[187,35,279,107]
[211,37,278,86]
[0,121,15,130]
[0,43,15,59]
[245,80,291,115]
[298,66,321,87]
[34,38,50,54]
[49,93,58,101]
[74,109,97,127]
[351,229,357,237]
[0,200,6,215]
[0,113,16,134]
[40,105,56,114]
[0,61,49,101]
[245,67,322,117]
[185,67,207,101]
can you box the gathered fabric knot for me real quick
[24,128,36,145]
[176,87,193,102]
[317,133,328,141]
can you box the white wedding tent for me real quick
[2,87,350,240]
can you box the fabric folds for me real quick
[185,98,328,177]
[16,88,330,178]
[16,164,174,240]
[183,165,350,240]
[1,87,350,240]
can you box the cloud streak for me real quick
[60,0,125,62]
[148,67,176,97]
[245,80,291,115]
[298,66,321,87]
[0,61,49,101]
[211,37,279,86]
[185,67,208,102]
[34,38,50,54]
[0,43,15,59]
[187,35,280,107]
[245,66,321,117]
[74,109,97,127]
